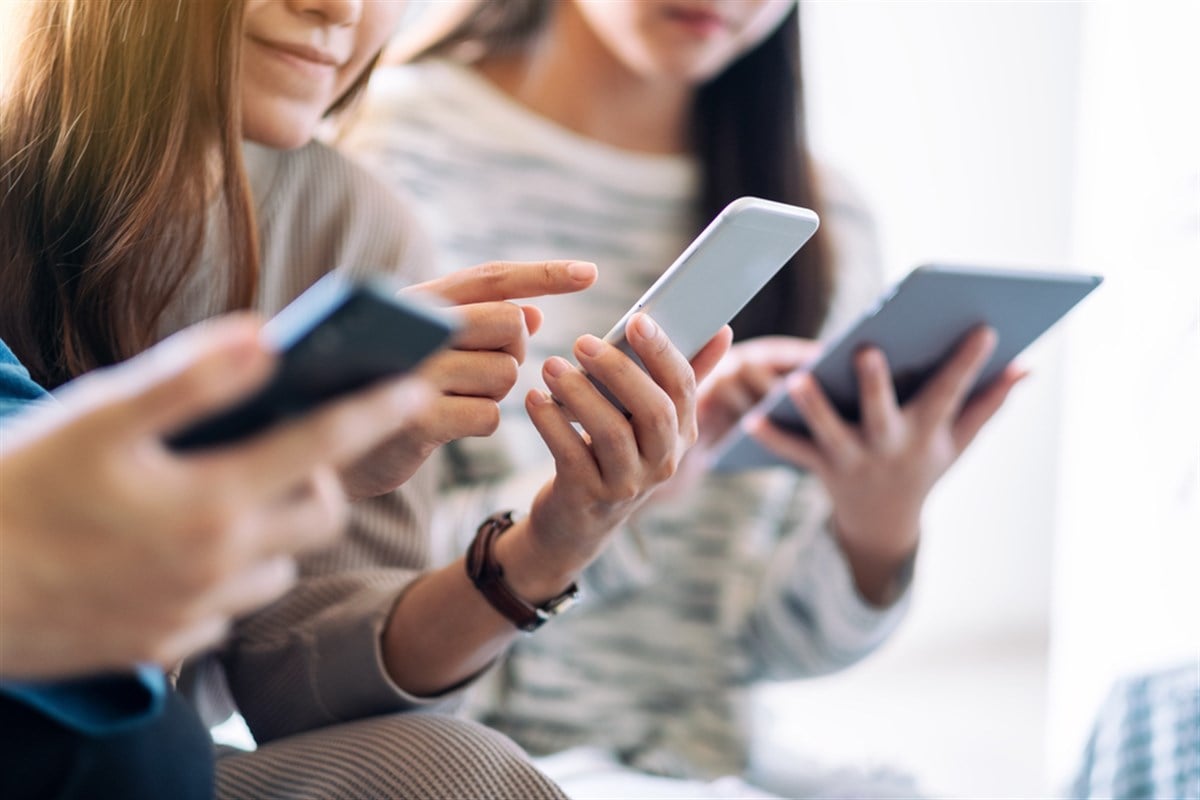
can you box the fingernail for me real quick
[635,315,658,340]
[545,356,570,377]
[528,388,552,406]
[568,261,597,282]
[577,334,604,358]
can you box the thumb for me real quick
[521,305,544,336]
[100,315,276,438]
[689,326,734,386]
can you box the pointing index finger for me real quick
[405,260,597,305]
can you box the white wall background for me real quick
[757,2,1197,797]
[1049,0,1200,787]
[801,0,1084,654]
[756,4,1085,796]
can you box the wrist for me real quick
[491,517,580,603]
[466,512,580,633]
[832,518,919,608]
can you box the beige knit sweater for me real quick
[170,141,565,799]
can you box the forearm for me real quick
[220,485,448,741]
[381,518,577,696]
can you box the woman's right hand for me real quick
[0,315,431,680]
[491,316,732,599]
[338,260,598,500]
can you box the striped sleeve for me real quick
[206,143,455,743]
[741,515,911,680]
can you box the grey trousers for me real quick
[216,713,568,800]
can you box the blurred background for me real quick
[749,1,1198,796]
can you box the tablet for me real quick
[711,263,1103,472]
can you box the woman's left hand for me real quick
[747,326,1027,605]
[646,335,820,504]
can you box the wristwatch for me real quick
[466,511,580,632]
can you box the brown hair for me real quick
[0,0,257,388]
[412,1,834,341]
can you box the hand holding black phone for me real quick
[167,273,458,451]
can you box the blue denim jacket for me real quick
[1,339,166,734]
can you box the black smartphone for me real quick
[167,272,457,451]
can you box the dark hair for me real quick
[415,1,834,340]
[0,0,257,388]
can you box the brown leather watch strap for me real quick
[466,511,579,632]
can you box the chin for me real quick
[645,48,738,84]
[242,107,321,151]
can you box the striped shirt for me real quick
[344,58,910,780]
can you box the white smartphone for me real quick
[711,263,1103,472]
[593,197,819,412]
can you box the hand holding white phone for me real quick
[592,197,820,412]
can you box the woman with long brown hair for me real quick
[345,1,1025,795]
[1,0,726,796]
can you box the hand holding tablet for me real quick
[712,263,1103,472]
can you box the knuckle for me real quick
[641,400,678,439]
[492,356,520,398]
[610,480,640,503]
[589,423,626,453]
[653,457,678,484]
[678,367,698,398]
[476,261,506,285]
[683,418,699,447]
[474,403,502,436]
[555,446,591,476]
[502,304,527,336]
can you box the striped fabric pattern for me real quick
[215,714,568,800]
[1070,664,1200,800]
[164,141,564,797]
[344,59,911,781]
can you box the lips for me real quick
[662,4,730,36]
[249,36,345,70]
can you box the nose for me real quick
[286,0,362,26]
